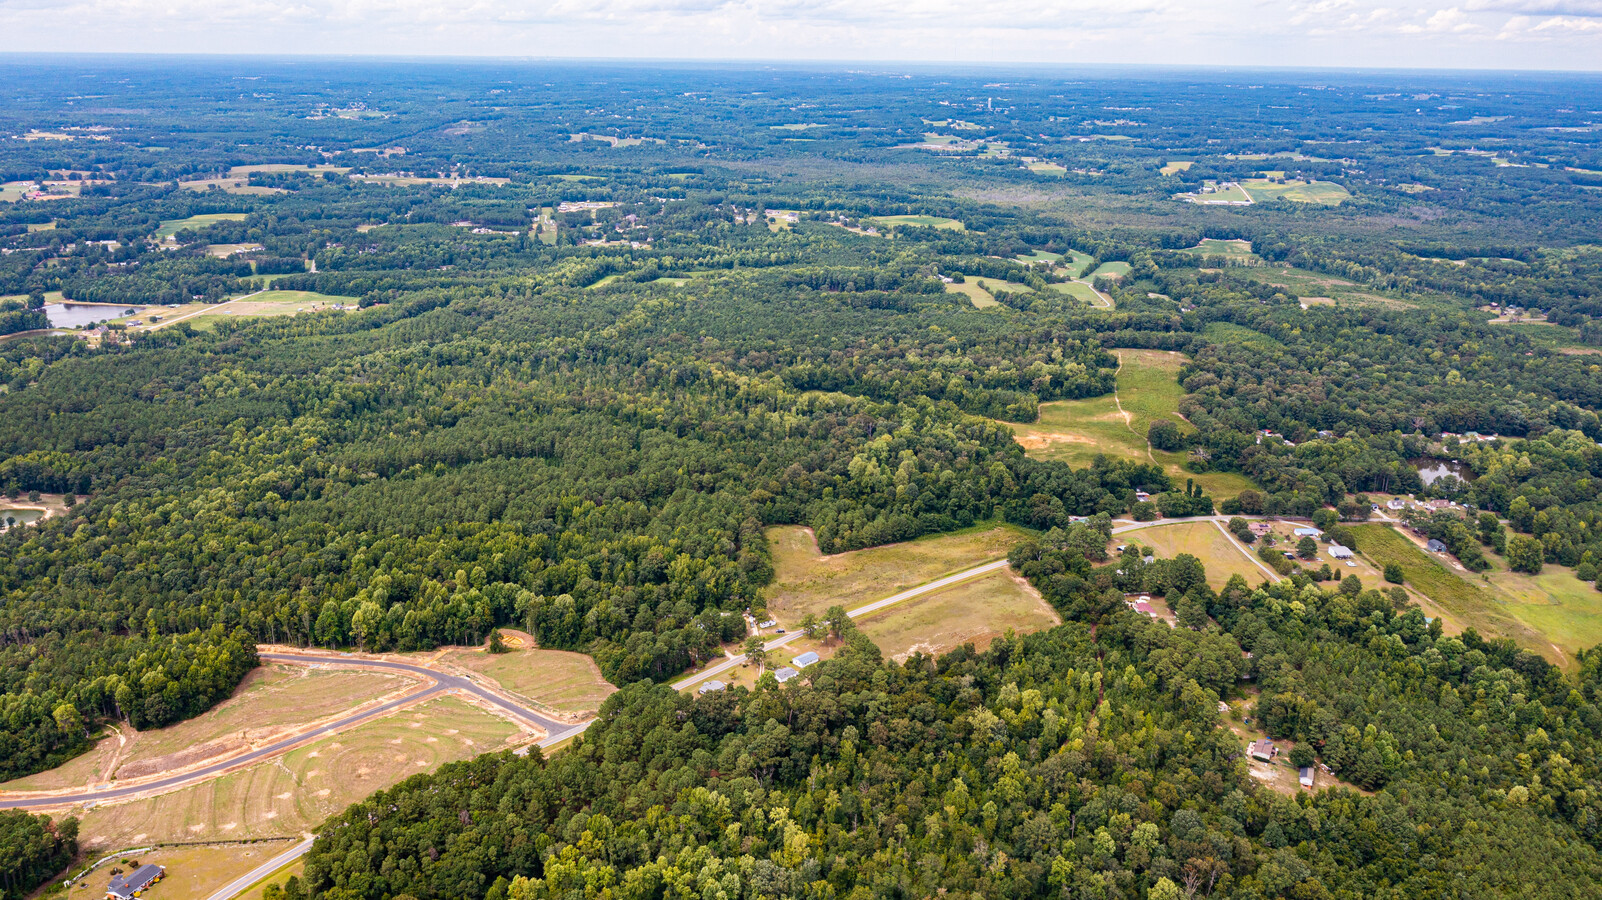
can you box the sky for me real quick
[1,0,1601,70]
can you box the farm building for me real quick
[1299,767,1316,788]
[1249,739,1276,762]
[1327,544,1354,560]
[774,667,799,683]
[791,651,820,669]
[1426,539,1449,553]
[107,865,165,900]
[697,680,726,694]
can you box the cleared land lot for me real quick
[764,522,1031,624]
[856,569,1059,661]
[440,644,616,717]
[1131,521,1267,588]
[155,213,247,239]
[181,291,358,331]
[75,696,521,849]
[1003,349,1254,498]
[68,842,302,900]
[1181,239,1260,263]
[1160,161,1193,175]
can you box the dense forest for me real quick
[4,59,1602,898]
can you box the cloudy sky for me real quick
[2,0,1600,70]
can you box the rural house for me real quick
[1327,544,1354,560]
[774,666,799,683]
[791,651,821,669]
[107,865,165,900]
[697,680,726,694]
[1249,739,1276,762]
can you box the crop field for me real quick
[441,645,616,716]
[68,842,301,900]
[76,696,522,849]
[1160,161,1193,175]
[1128,521,1270,588]
[1242,178,1351,204]
[1026,161,1067,175]
[764,522,1032,623]
[856,569,1060,662]
[1350,525,1558,661]
[155,213,248,239]
[867,214,965,230]
[206,243,263,258]
[182,292,357,330]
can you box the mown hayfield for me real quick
[1129,521,1268,588]
[1089,261,1131,279]
[1243,178,1350,204]
[155,213,247,238]
[1182,239,1259,261]
[1480,559,1602,662]
[867,214,965,231]
[76,697,521,849]
[856,569,1059,662]
[765,523,1031,623]
[947,282,1000,308]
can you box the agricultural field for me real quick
[228,164,351,177]
[1160,161,1193,175]
[1126,521,1271,588]
[1026,161,1067,175]
[855,569,1059,662]
[206,243,263,258]
[154,213,248,239]
[1350,525,1557,661]
[1238,265,1415,307]
[1477,553,1602,663]
[1015,250,1062,265]
[1242,178,1351,204]
[350,174,509,186]
[1053,280,1110,307]
[178,177,285,195]
[74,696,523,849]
[1089,261,1131,279]
[947,281,1001,308]
[1182,181,1252,204]
[764,522,1031,624]
[1004,349,1255,498]
[1181,239,1260,262]
[179,291,358,330]
[867,214,965,230]
[440,643,616,717]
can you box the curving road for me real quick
[0,652,589,811]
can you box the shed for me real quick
[774,667,799,683]
[107,865,165,900]
[1327,544,1354,560]
[1426,539,1448,553]
[1248,739,1276,762]
[1293,527,1322,537]
[1299,766,1316,788]
[791,651,821,669]
[697,680,726,694]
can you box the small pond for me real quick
[44,303,143,328]
[1416,459,1473,486]
[0,507,45,531]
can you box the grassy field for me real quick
[1239,266,1415,307]
[1182,239,1260,262]
[1053,281,1108,307]
[66,842,303,900]
[230,164,350,177]
[1015,250,1061,264]
[1243,179,1351,204]
[1350,525,1556,659]
[76,696,521,849]
[155,213,247,239]
[1185,182,1252,204]
[764,522,1032,623]
[947,282,1001,308]
[1089,261,1131,279]
[856,569,1059,662]
[1160,161,1193,175]
[1129,521,1269,588]
[1026,161,1067,175]
[867,214,965,231]
[181,291,357,331]
[441,645,616,716]
[237,857,305,900]
[1002,349,1254,498]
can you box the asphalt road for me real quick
[672,557,1013,691]
[200,836,315,900]
[0,652,585,811]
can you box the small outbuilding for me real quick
[1299,766,1316,788]
[1293,526,1322,537]
[1327,544,1354,560]
[1426,539,1449,553]
[791,651,821,669]
[107,864,165,900]
[774,667,799,683]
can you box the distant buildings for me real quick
[107,865,164,900]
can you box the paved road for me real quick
[672,558,1012,690]
[201,836,315,900]
[0,652,584,811]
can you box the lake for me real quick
[1416,459,1473,486]
[44,302,142,328]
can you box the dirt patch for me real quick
[1014,431,1097,450]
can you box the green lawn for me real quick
[1062,250,1096,277]
[156,213,247,238]
[868,214,965,231]
[1089,261,1131,279]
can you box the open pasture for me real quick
[1182,182,1252,204]
[1182,239,1259,262]
[1026,161,1067,175]
[155,213,247,239]
[1242,178,1350,204]
[947,281,1001,308]
[764,522,1032,624]
[868,214,965,231]
[856,569,1059,662]
[1160,161,1193,175]
[1239,266,1413,307]
[1129,522,1267,588]
[1089,261,1131,279]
